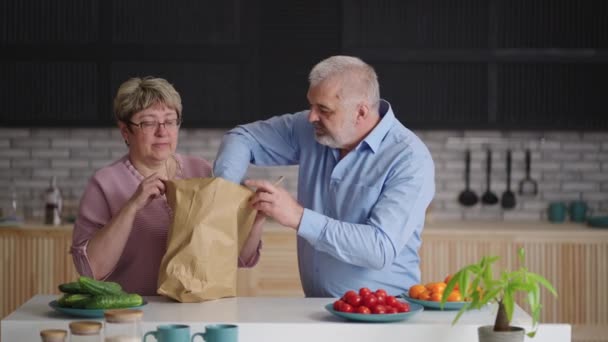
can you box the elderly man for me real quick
[214,55,435,297]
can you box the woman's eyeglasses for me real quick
[127,118,182,134]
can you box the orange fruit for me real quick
[409,284,426,299]
[430,292,443,302]
[426,282,447,294]
[446,290,463,302]
[418,290,431,301]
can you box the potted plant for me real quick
[440,248,557,342]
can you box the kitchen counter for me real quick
[1,295,570,341]
[2,219,606,237]
[425,220,608,241]
[1,221,603,341]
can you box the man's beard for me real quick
[313,119,357,149]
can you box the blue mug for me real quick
[548,202,567,223]
[191,324,238,342]
[569,201,588,222]
[143,324,191,342]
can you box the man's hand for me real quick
[245,179,304,230]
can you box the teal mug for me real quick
[191,324,238,342]
[548,202,567,223]
[569,201,588,222]
[143,324,191,342]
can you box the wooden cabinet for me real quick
[1,221,607,342]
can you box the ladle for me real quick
[458,150,478,207]
[501,150,516,209]
[481,149,499,205]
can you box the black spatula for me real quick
[519,149,538,196]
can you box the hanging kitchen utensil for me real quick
[501,149,516,209]
[518,149,538,196]
[481,149,499,205]
[458,150,478,207]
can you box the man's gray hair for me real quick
[309,56,380,110]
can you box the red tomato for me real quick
[356,306,371,314]
[385,307,397,314]
[342,290,358,301]
[395,302,410,313]
[376,293,386,305]
[375,289,388,297]
[371,304,387,314]
[340,303,354,313]
[362,294,378,308]
[385,295,398,307]
[346,294,362,307]
[359,287,372,297]
[333,300,345,311]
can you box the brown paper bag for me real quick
[157,177,256,302]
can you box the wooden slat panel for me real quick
[376,63,488,128]
[0,62,98,125]
[498,63,608,130]
[0,229,78,320]
[112,0,240,44]
[497,0,608,48]
[0,0,99,43]
[343,0,488,48]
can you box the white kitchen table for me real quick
[2,295,570,341]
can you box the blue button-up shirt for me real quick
[213,100,435,297]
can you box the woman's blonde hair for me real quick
[113,77,182,123]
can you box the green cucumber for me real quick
[78,276,124,296]
[58,281,85,294]
[84,294,143,309]
[57,293,92,308]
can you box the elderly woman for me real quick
[71,77,264,295]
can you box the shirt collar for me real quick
[360,99,394,153]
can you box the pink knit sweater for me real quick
[71,154,261,295]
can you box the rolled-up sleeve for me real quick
[71,178,111,278]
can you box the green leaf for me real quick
[451,302,471,325]
[526,273,558,297]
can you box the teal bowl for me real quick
[587,216,608,228]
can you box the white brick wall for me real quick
[1,128,607,222]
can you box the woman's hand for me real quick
[127,173,167,211]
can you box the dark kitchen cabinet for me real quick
[1,0,607,129]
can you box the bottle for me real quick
[40,329,67,342]
[3,185,23,222]
[44,176,62,225]
[104,309,143,342]
[69,321,102,342]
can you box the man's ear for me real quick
[356,102,370,123]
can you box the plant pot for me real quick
[478,325,525,342]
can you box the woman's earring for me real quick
[124,139,129,147]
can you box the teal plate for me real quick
[400,294,467,311]
[49,300,147,318]
[324,302,423,322]
[588,216,608,228]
